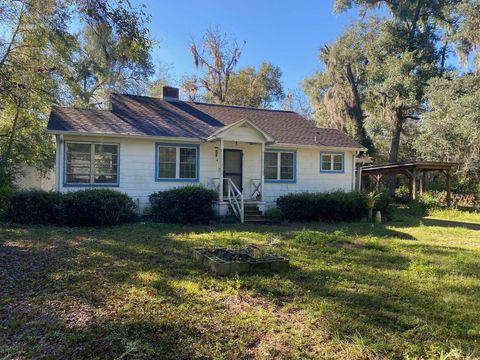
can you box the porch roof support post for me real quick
[419,171,424,197]
[442,169,452,207]
[219,139,224,202]
[405,169,417,201]
[261,142,265,201]
[357,165,363,191]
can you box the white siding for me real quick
[58,135,356,212]
[15,165,55,191]
[263,147,355,207]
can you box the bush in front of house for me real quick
[149,186,218,224]
[276,191,369,222]
[6,190,63,224]
[61,189,137,226]
[5,189,137,226]
[0,185,15,220]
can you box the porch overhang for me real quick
[206,119,276,144]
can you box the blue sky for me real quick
[131,0,359,91]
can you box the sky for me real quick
[131,0,360,92]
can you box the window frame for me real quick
[264,149,296,183]
[155,142,200,182]
[320,152,345,173]
[63,141,120,187]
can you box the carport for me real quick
[360,161,457,206]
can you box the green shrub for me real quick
[0,185,15,220]
[265,208,283,223]
[373,192,394,220]
[6,189,137,226]
[149,186,218,224]
[395,185,411,204]
[419,192,442,210]
[277,191,368,222]
[6,190,62,224]
[62,189,137,226]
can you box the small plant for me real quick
[265,208,283,223]
[149,186,218,224]
[367,191,381,222]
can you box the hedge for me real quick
[149,186,218,224]
[5,189,137,226]
[276,191,369,221]
[61,189,137,226]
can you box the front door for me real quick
[223,149,243,196]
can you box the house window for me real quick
[156,143,199,181]
[321,152,344,173]
[264,150,296,182]
[65,142,119,185]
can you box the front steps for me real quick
[243,203,266,223]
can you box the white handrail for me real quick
[225,177,244,223]
[250,179,262,200]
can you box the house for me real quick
[46,86,366,222]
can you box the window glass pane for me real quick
[321,155,332,171]
[264,152,278,180]
[158,147,177,178]
[158,147,176,162]
[179,148,197,179]
[66,143,91,183]
[280,152,294,180]
[333,155,343,171]
[94,144,118,183]
[94,174,118,184]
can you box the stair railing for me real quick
[225,177,244,223]
[250,179,262,200]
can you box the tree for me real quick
[449,0,480,75]
[282,88,313,120]
[334,0,457,194]
[65,24,154,108]
[187,27,244,104]
[415,75,480,179]
[0,0,154,181]
[304,22,374,152]
[225,62,284,108]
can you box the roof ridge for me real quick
[52,105,113,112]
[111,92,298,114]
[188,100,297,114]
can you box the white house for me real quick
[47,87,366,222]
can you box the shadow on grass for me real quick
[422,217,480,230]
[1,220,480,358]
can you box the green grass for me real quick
[1,209,480,359]
[427,207,480,224]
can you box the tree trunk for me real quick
[387,109,403,196]
[344,63,372,152]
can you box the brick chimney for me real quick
[162,86,179,101]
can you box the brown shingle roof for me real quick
[47,93,365,150]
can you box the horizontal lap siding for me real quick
[263,147,355,206]
[59,136,219,210]
[58,136,355,211]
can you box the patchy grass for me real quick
[1,211,480,359]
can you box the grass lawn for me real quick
[1,209,480,359]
